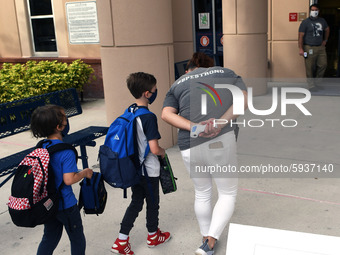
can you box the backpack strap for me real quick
[48,143,78,163]
[58,182,65,210]
[141,148,156,204]
[36,139,78,162]
[128,103,152,116]
[90,172,100,215]
[135,116,156,204]
[123,146,152,199]
[46,141,78,210]
[78,172,100,215]
[36,139,77,210]
[36,139,52,149]
[122,104,155,200]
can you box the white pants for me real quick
[180,132,238,240]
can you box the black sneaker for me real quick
[195,239,214,255]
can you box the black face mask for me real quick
[61,119,70,137]
[148,89,158,104]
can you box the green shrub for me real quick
[0,59,94,103]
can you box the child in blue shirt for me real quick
[111,72,171,255]
[30,105,93,255]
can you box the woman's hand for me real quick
[198,118,221,138]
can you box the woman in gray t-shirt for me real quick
[162,52,248,255]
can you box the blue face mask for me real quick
[61,119,70,137]
[148,89,158,104]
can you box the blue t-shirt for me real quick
[43,139,78,210]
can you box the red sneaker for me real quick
[111,237,134,255]
[147,228,171,248]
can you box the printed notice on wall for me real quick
[66,1,100,44]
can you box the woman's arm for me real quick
[200,90,248,137]
[162,90,247,137]
[161,106,191,131]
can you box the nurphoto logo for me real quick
[200,84,312,128]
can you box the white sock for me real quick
[118,233,129,240]
[148,231,157,236]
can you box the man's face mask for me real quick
[310,10,319,18]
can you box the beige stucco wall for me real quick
[111,1,173,46]
[97,0,175,148]
[0,0,22,57]
[222,0,310,81]
[14,0,33,58]
[172,0,194,62]
[268,0,272,41]
[223,0,268,96]
[0,0,319,80]
[272,41,306,80]
[57,0,101,58]
[1,0,100,58]
[269,0,310,79]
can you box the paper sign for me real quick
[199,13,210,29]
[299,12,307,21]
[66,1,100,44]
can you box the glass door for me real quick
[192,0,223,66]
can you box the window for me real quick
[27,0,57,56]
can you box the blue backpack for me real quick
[99,104,153,197]
[78,172,107,215]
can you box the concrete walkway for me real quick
[1,90,340,254]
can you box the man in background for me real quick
[298,4,330,91]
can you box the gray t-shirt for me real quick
[163,66,247,150]
[299,17,328,46]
